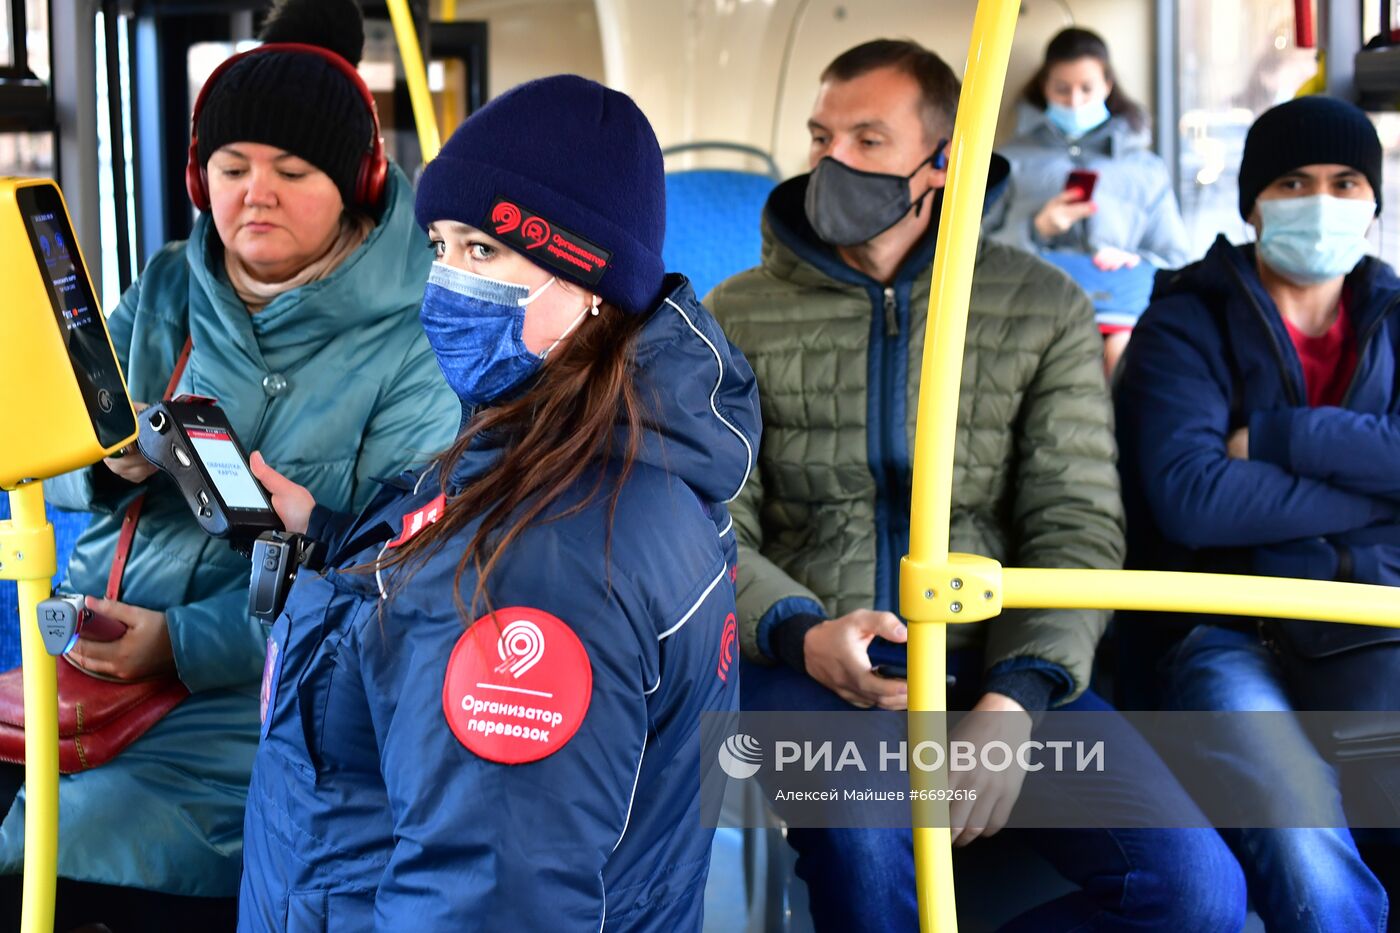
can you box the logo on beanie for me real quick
[488,196,613,287]
[521,216,552,250]
[492,201,522,234]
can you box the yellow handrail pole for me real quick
[907,6,1019,562]
[901,1,1020,932]
[1003,568,1400,625]
[2,482,58,933]
[385,0,443,162]
[438,0,463,137]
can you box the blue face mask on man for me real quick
[1256,194,1376,286]
[1046,100,1110,139]
[419,261,597,408]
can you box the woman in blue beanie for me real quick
[0,0,458,928]
[239,74,761,931]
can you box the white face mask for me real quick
[1256,195,1376,286]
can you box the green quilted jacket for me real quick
[706,171,1124,703]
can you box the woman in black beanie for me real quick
[238,75,762,931]
[0,1,457,928]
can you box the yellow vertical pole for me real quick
[902,1,1021,931]
[906,623,954,933]
[4,482,58,933]
[908,0,1022,562]
[385,0,443,162]
[439,0,463,137]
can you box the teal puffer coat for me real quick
[0,165,459,895]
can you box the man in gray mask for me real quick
[706,38,1241,932]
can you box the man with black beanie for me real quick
[1117,94,1399,932]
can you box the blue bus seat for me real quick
[0,493,91,670]
[663,169,777,302]
[662,143,780,303]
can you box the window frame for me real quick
[0,0,52,134]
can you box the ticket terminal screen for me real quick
[185,427,272,511]
[15,184,132,447]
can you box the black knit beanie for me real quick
[195,0,373,208]
[1238,96,1383,220]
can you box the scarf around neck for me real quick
[223,212,374,312]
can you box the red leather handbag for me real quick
[0,339,194,773]
[0,662,190,773]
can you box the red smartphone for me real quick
[1065,169,1099,203]
[76,601,128,642]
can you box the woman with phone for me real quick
[239,74,760,930]
[0,1,457,928]
[987,27,1191,373]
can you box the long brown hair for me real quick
[369,300,652,623]
[1021,27,1147,132]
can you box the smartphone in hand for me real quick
[1065,168,1099,203]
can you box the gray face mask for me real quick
[803,145,945,247]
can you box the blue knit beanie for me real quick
[1239,96,1383,219]
[415,75,666,315]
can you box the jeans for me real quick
[1161,623,1389,933]
[742,657,1245,933]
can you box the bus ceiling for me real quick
[11,0,1400,306]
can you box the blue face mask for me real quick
[419,261,596,408]
[1256,194,1376,286]
[1046,100,1110,139]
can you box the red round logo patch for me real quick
[442,607,593,765]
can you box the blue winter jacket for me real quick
[239,278,761,932]
[0,165,459,895]
[1116,236,1400,640]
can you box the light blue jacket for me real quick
[0,165,459,895]
[986,105,1192,271]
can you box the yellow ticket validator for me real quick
[0,178,136,488]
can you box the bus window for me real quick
[1176,0,1317,256]
[0,132,52,178]
[0,0,54,180]
[1178,0,1400,269]
[0,0,48,77]
[95,7,138,311]
[1372,113,1400,268]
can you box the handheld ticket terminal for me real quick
[137,400,282,544]
[0,177,139,933]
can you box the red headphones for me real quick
[185,42,388,212]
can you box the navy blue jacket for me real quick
[239,278,760,932]
[1117,236,1400,632]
